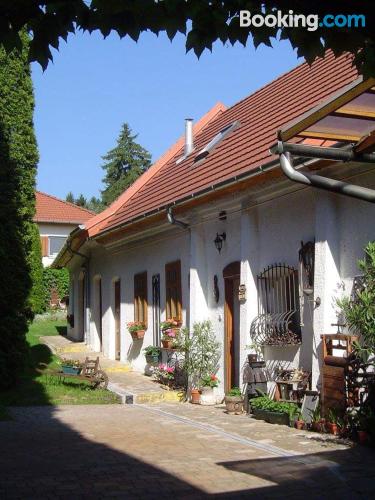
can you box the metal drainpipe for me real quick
[277,143,375,204]
[66,239,91,345]
[166,206,190,229]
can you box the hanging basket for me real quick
[131,330,145,340]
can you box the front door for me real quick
[223,262,241,392]
[114,280,121,360]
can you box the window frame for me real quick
[165,260,182,323]
[134,271,148,326]
[48,235,67,257]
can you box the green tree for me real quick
[28,223,45,315]
[75,193,87,207]
[101,123,151,206]
[65,191,74,204]
[0,32,39,388]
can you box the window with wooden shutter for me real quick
[134,272,148,326]
[165,260,182,322]
[40,236,49,257]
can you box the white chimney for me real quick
[184,118,194,156]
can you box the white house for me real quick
[53,51,375,396]
[35,191,94,267]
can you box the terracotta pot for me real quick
[295,420,305,430]
[225,396,244,414]
[326,422,339,435]
[311,422,324,433]
[190,389,201,404]
[358,430,368,444]
[131,330,145,340]
[162,339,174,349]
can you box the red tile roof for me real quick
[91,51,357,239]
[35,191,95,224]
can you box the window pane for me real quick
[49,236,66,255]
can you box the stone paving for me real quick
[1,403,375,499]
[41,335,182,403]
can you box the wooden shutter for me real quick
[165,260,182,322]
[134,272,148,325]
[40,236,49,257]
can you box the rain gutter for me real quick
[274,141,375,204]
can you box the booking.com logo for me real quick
[239,10,366,32]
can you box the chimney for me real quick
[184,118,194,156]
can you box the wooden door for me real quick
[98,278,103,351]
[114,280,121,360]
[223,262,241,392]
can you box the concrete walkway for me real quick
[41,335,182,404]
[1,404,374,499]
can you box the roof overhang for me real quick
[274,77,375,203]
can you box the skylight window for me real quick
[194,121,240,163]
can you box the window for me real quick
[250,264,301,346]
[194,121,240,163]
[165,260,182,322]
[48,236,66,256]
[134,272,148,325]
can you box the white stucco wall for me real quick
[66,169,375,393]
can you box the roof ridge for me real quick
[86,102,226,235]
[36,190,96,216]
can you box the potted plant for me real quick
[127,321,146,340]
[250,395,299,425]
[309,406,326,433]
[61,358,82,375]
[143,346,161,364]
[294,411,306,430]
[357,406,375,444]
[326,408,342,436]
[153,363,175,389]
[200,374,220,405]
[178,321,221,404]
[225,387,244,414]
[190,388,201,404]
[160,319,180,348]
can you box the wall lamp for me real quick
[214,232,226,253]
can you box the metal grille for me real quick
[251,264,301,346]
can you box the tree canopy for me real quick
[101,123,151,206]
[0,1,374,75]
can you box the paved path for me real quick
[1,404,374,499]
[41,335,181,403]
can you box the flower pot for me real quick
[295,420,305,430]
[200,387,223,405]
[326,422,339,435]
[252,408,268,421]
[358,430,368,444]
[131,330,145,340]
[145,354,160,365]
[311,421,325,433]
[265,411,290,426]
[190,389,201,404]
[162,339,174,349]
[225,395,244,414]
[62,365,80,375]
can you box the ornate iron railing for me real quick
[251,264,301,346]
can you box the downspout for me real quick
[166,206,190,229]
[276,141,375,203]
[66,234,91,345]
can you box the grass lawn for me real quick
[0,318,120,408]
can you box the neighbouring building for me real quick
[53,52,375,397]
[35,191,94,267]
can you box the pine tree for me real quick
[101,123,151,206]
[66,191,74,204]
[0,32,39,388]
[75,194,87,207]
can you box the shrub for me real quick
[28,223,45,314]
[338,241,375,358]
[42,267,69,308]
[0,32,39,389]
[250,396,299,417]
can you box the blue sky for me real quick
[32,31,301,200]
